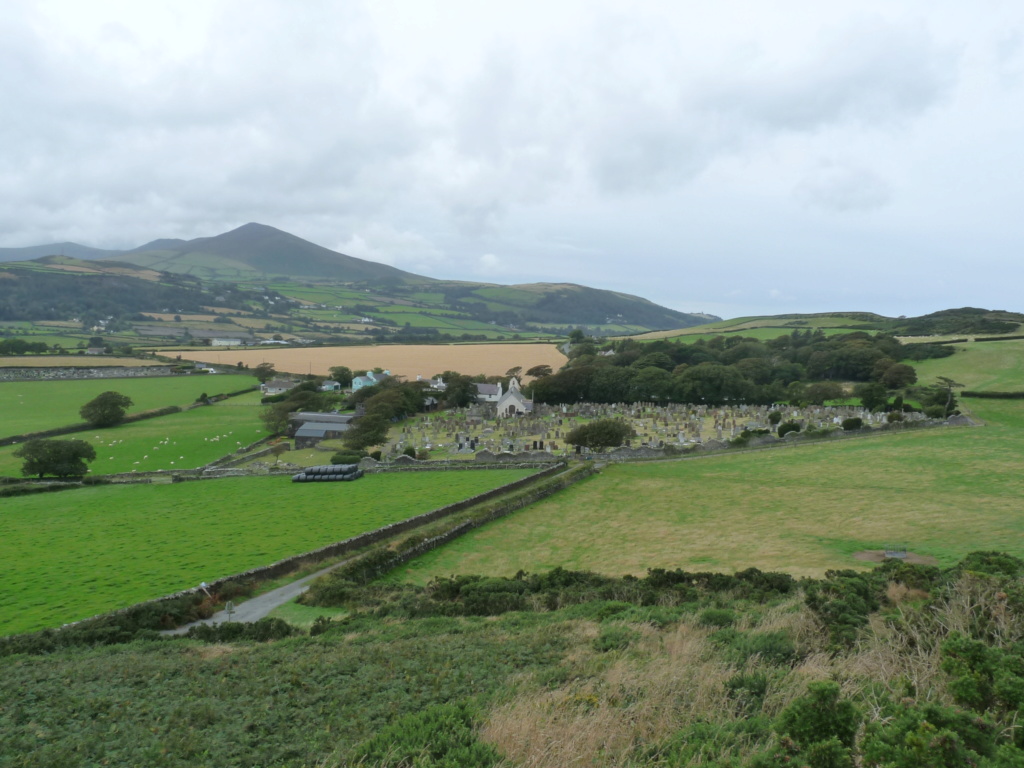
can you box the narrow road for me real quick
[161,558,347,635]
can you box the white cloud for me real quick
[2,1,1023,317]
[476,253,504,277]
[795,162,893,212]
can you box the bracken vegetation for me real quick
[5,553,1024,767]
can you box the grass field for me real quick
[0,391,267,476]
[182,343,567,380]
[0,373,257,440]
[0,469,534,635]
[392,342,1024,582]
[911,339,1024,392]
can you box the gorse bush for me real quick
[303,565,798,617]
[699,608,737,627]
[350,702,502,768]
[185,617,296,643]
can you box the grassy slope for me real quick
[0,374,257,439]
[393,342,1024,582]
[0,470,533,635]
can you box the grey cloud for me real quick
[794,163,893,212]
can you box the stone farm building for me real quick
[289,411,354,448]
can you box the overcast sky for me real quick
[3,1,1023,319]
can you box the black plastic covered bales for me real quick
[291,464,364,483]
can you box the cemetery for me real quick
[372,399,940,464]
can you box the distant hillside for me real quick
[0,242,122,262]
[1,224,716,333]
[632,308,1024,343]
[117,223,428,283]
[0,265,246,325]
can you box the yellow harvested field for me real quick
[183,343,566,379]
[0,356,167,367]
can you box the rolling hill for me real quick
[0,224,716,334]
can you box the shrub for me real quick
[924,405,947,419]
[841,417,862,431]
[593,625,638,652]
[699,608,736,627]
[860,700,998,767]
[778,421,801,438]
[330,452,364,465]
[185,617,296,643]
[416,448,431,460]
[713,629,796,665]
[775,681,860,750]
[350,702,502,768]
[886,411,904,423]
[768,411,782,425]
[725,671,771,712]
[403,446,417,458]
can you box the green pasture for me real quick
[393,342,1024,581]
[0,469,534,635]
[0,392,267,476]
[394,402,1024,582]
[911,339,1024,392]
[392,342,1024,582]
[0,373,257,440]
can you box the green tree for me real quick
[525,364,553,378]
[936,376,963,415]
[854,382,888,412]
[880,363,918,389]
[568,328,586,344]
[79,391,133,428]
[342,415,390,451]
[805,381,845,405]
[328,365,353,387]
[565,419,634,451]
[253,362,276,383]
[14,439,97,479]
[439,372,477,408]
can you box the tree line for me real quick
[528,330,953,408]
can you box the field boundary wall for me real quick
[59,462,569,629]
[333,464,598,584]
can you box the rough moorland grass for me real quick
[394,342,1024,582]
[0,373,257,439]
[0,391,267,476]
[0,470,532,635]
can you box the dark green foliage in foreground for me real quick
[0,611,565,768]
[301,564,798,616]
[185,618,296,643]
[7,555,1024,767]
[350,703,502,768]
